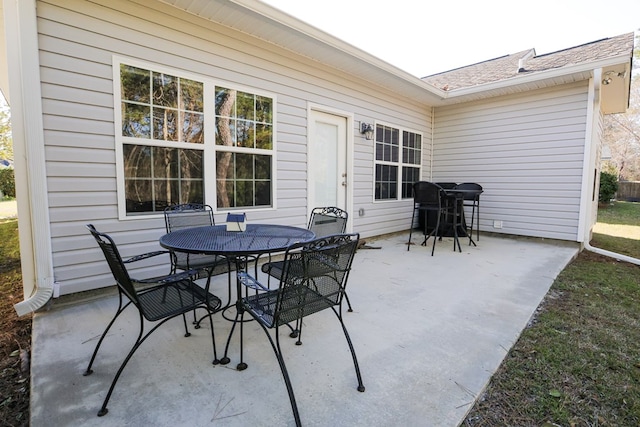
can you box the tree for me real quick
[602,34,640,181]
[0,104,12,162]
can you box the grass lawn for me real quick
[463,201,640,427]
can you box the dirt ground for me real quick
[0,219,31,427]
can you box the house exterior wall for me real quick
[37,0,432,294]
[432,81,590,241]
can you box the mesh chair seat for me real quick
[135,281,218,321]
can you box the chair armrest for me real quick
[237,271,269,291]
[124,250,170,264]
[135,269,200,285]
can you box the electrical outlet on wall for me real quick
[493,220,503,229]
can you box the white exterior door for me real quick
[308,110,348,214]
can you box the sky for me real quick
[261,0,639,77]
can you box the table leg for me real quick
[219,256,250,370]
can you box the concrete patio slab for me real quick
[30,232,578,426]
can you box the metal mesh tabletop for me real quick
[159,224,316,256]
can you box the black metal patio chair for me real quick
[164,203,229,278]
[261,206,355,311]
[454,182,483,244]
[83,224,222,417]
[165,203,233,320]
[238,233,365,427]
[407,181,454,255]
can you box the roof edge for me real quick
[441,53,633,99]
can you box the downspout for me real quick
[581,68,640,266]
[429,106,435,180]
[5,0,55,315]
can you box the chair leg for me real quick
[96,311,191,416]
[255,323,302,427]
[97,311,146,416]
[83,292,130,376]
[344,292,354,312]
[205,305,220,365]
[431,211,440,256]
[476,200,480,242]
[407,209,416,251]
[332,308,365,393]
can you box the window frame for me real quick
[372,121,423,202]
[113,57,277,219]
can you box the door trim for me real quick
[307,104,354,232]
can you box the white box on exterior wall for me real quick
[226,213,247,232]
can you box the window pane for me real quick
[375,163,398,200]
[153,72,178,108]
[181,78,203,112]
[152,147,178,178]
[121,65,203,144]
[124,144,203,214]
[215,87,236,117]
[374,124,421,201]
[403,131,421,165]
[236,120,254,148]
[122,103,150,138]
[121,65,150,103]
[236,91,255,121]
[216,117,236,146]
[214,86,274,210]
[153,107,179,141]
[255,123,272,149]
[216,152,272,209]
[182,111,204,144]
[255,180,271,206]
[255,154,271,180]
[235,153,253,180]
[402,167,420,199]
[124,144,152,178]
[256,96,272,123]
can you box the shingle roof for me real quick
[422,32,635,91]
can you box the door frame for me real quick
[307,104,354,232]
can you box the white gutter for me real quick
[5,0,55,315]
[445,55,632,99]
[580,68,640,266]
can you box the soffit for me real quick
[157,0,445,105]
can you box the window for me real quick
[116,61,274,216]
[215,87,273,208]
[374,124,422,200]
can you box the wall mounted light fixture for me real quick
[361,122,374,140]
[602,70,626,85]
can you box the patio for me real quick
[30,232,578,426]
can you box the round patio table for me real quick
[159,223,315,368]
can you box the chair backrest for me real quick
[412,181,445,207]
[86,224,140,305]
[435,182,458,189]
[453,182,483,201]
[275,233,359,327]
[164,203,214,232]
[307,207,348,237]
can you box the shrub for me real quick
[599,171,618,203]
[0,168,15,198]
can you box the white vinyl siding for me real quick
[432,82,590,241]
[37,0,431,294]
